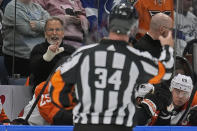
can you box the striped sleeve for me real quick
[50,52,82,108]
[147,46,174,84]
[148,46,174,83]
[128,45,174,84]
[50,44,98,108]
[158,46,174,80]
[159,46,174,68]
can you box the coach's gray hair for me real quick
[44,17,64,31]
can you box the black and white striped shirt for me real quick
[50,39,174,127]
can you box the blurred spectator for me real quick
[2,0,50,77]
[80,0,129,43]
[30,17,75,90]
[0,2,3,56]
[0,1,7,84]
[0,0,3,5]
[0,0,12,12]
[134,12,173,58]
[33,0,89,48]
[174,0,197,56]
[134,0,174,39]
[192,0,197,16]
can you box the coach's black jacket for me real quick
[30,40,75,89]
[134,33,162,59]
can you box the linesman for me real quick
[49,2,174,131]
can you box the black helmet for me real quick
[109,2,136,35]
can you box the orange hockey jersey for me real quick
[135,0,174,39]
[35,81,76,124]
[171,91,197,125]
[149,91,197,126]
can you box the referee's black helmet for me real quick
[109,2,136,35]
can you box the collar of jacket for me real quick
[100,39,129,46]
[145,33,161,46]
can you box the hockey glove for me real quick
[11,118,29,125]
[140,84,172,117]
[187,106,197,126]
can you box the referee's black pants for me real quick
[73,123,133,131]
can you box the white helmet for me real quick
[135,83,154,98]
[170,74,193,93]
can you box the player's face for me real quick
[172,88,190,108]
[45,20,64,45]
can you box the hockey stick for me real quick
[177,42,197,125]
[24,75,50,122]
[24,56,69,123]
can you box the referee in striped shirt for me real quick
[49,2,174,131]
